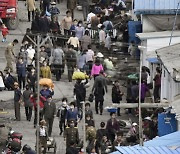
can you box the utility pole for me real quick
[36,34,40,153]
[82,101,86,154]
[138,50,143,146]
[169,2,180,46]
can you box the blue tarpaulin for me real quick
[111,131,180,154]
[146,57,159,64]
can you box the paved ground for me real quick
[0,1,137,153]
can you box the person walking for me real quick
[75,21,85,40]
[65,102,80,125]
[61,10,72,35]
[43,96,56,136]
[81,30,91,51]
[95,122,108,153]
[26,44,35,66]
[81,0,90,21]
[106,112,120,143]
[14,82,22,121]
[67,34,80,51]
[64,120,79,150]
[153,67,161,102]
[57,98,69,135]
[86,45,94,76]
[92,70,107,115]
[30,93,46,128]
[65,45,77,82]
[26,0,35,22]
[67,0,77,19]
[23,85,33,121]
[4,39,18,72]
[1,24,9,42]
[27,67,36,92]
[38,120,48,154]
[52,45,64,81]
[16,57,26,90]
[112,80,123,116]
[40,85,54,99]
[91,59,104,80]
[40,60,52,79]
[74,79,87,110]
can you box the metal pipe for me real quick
[82,101,86,153]
[138,49,143,146]
[36,35,40,153]
[169,2,180,46]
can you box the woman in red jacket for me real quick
[30,93,46,128]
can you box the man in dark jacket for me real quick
[74,79,87,110]
[14,82,22,121]
[65,45,77,82]
[43,96,56,136]
[92,70,107,115]
[66,141,79,154]
[106,112,120,143]
[16,57,26,90]
[23,85,33,121]
[112,80,123,116]
[64,120,79,150]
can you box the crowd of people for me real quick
[0,0,164,153]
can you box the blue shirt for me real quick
[66,108,79,121]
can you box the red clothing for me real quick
[1,27,9,36]
[30,96,46,109]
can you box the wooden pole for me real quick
[36,35,40,153]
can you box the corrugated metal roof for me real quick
[144,131,180,147]
[134,0,180,15]
[111,131,180,154]
[155,43,180,80]
[116,146,180,154]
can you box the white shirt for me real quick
[0,76,5,88]
[40,127,46,137]
[87,12,96,23]
[26,48,35,65]
[67,37,80,48]
[99,30,106,43]
[86,49,94,62]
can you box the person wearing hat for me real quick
[38,120,48,154]
[49,2,60,17]
[92,70,107,115]
[57,97,69,135]
[126,122,139,144]
[14,82,22,121]
[43,96,56,137]
[64,119,79,150]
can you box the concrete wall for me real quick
[141,36,180,67]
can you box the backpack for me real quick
[106,21,113,31]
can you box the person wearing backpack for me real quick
[74,79,88,110]
[103,16,113,31]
